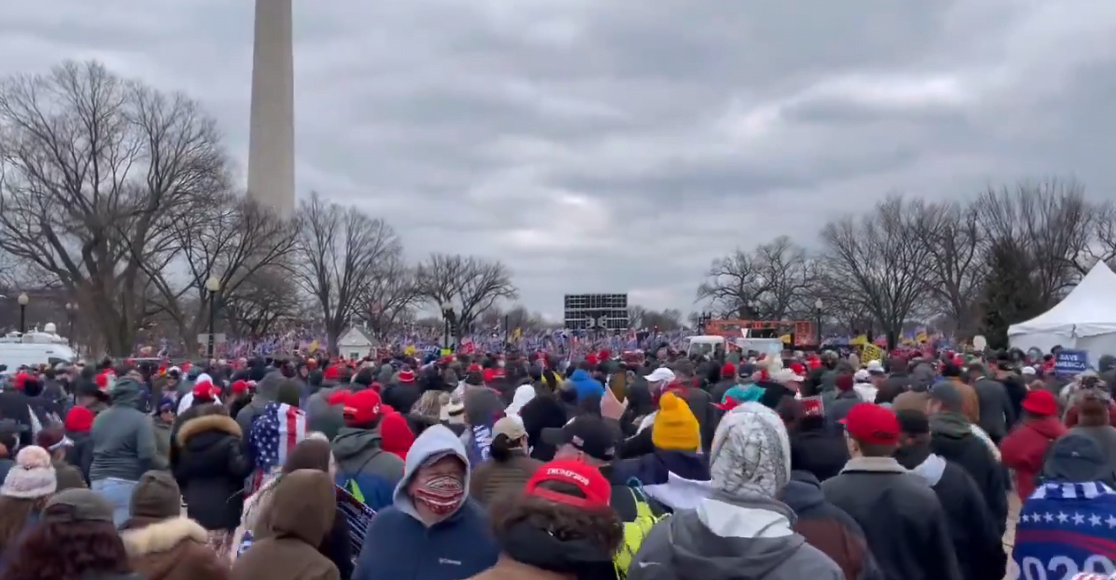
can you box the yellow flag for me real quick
[780,334,792,345]
[862,343,884,363]
[403,345,416,355]
[308,339,319,353]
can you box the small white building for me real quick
[337,326,377,360]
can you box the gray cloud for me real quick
[4,0,1116,319]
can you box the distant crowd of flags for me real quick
[136,324,949,358]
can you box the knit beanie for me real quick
[652,392,700,452]
[129,471,182,520]
[1,446,57,499]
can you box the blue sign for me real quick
[1054,350,1089,376]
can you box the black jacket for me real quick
[821,456,962,580]
[790,420,850,482]
[171,413,253,531]
[64,430,94,484]
[929,426,1009,535]
[0,392,35,449]
[970,377,1015,443]
[519,395,568,462]
[784,471,883,580]
[321,505,353,580]
[381,383,421,415]
[896,447,1006,580]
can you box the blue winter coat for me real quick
[352,425,498,580]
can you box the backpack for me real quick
[613,487,666,578]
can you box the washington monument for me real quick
[247,0,295,218]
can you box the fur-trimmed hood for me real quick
[123,517,227,580]
[175,414,242,446]
[122,517,208,557]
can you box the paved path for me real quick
[1004,492,1021,580]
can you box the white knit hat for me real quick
[1,446,57,499]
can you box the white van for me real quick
[0,328,77,369]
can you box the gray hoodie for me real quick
[235,371,283,435]
[331,426,405,512]
[89,378,157,482]
[627,493,842,580]
[305,383,349,441]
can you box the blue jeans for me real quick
[91,478,137,528]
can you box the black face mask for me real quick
[501,521,617,580]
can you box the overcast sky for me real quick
[3,1,1116,320]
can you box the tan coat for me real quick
[122,516,230,580]
[469,452,542,507]
[230,470,339,580]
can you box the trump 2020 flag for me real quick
[1013,482,1116,579]
[466,422,494,466]
[247,402,307,494]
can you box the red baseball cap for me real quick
[343,389,383,425]
[324,366,341,381]
[839,403,900,445]
[230,380,250,395]
[327,390,352,406]
[482,368,497,383]
[397,369,415,383]
[1022,390,1057,416]
[789,362,806,376]
[193,380,219,399]
[524,459,611,508]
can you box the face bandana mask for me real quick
[411,473,465,516]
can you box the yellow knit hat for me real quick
[652,392,700,451]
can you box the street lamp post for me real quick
[65,302,78,347]
[814,298,824,346]
[205,277,221,360]
[440,302,455,349]
[16,293,28,334]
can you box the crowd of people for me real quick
[0,345,1112,580]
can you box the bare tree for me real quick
[974,178,1091,306]
[752,236,817,318]
[292,192,403,353]
[696,236,815,319]
[141,194,297,347]
[0,60,228,355]
[696,249,765,317]
[223,268,301,338]
[1089,200,1116,270]
[414,254,518,332]
[819,195,934,346]
[361,256,420,337]
[628,305,685,331]
[913,200,985,336]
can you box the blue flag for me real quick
[1013,482,1116,580]
[466,422,493,466]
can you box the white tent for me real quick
[1009,261,1116,354]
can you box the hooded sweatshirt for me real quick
[235,371,284,436]
[89,377,157,482]
[331,426,405,512]
[628,402,842,580]
[568,369,605,401]
[627,495,842,580]
[231,470,339,580]
[352,425,498,580]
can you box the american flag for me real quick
[246,402,307,494]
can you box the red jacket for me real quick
[1063,402,1116,428]
[999,416,1067,500]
